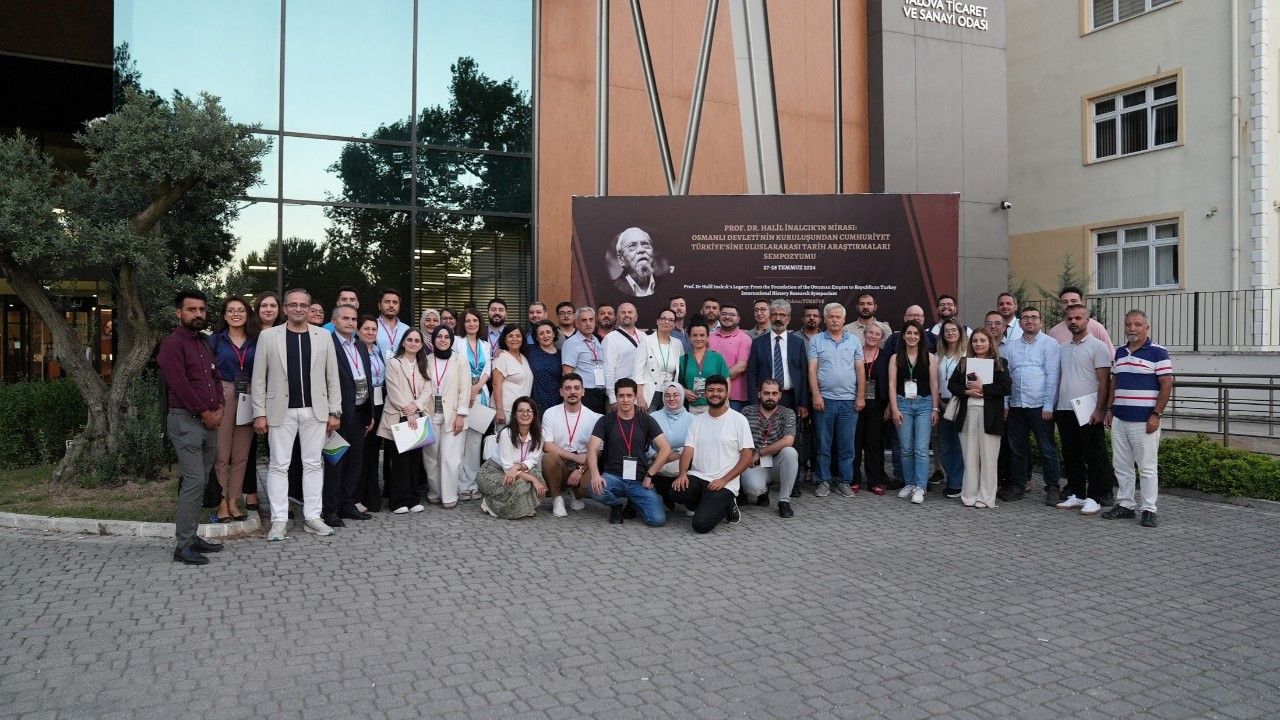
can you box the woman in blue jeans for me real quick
[889,321,940,504]
[934,319,967,498]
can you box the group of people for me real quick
[158,284,1173,565]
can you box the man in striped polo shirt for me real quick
[1102,310,1173,527]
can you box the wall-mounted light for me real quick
[1206,205,1218,217]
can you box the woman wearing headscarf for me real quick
[419,307,440,338]
[647,381,693,511]
[423,324,471,508]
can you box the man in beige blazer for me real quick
[252,288,342,541]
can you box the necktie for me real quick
[773,336,784,385]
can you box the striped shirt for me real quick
[741,405,796,449]
[1111,338,1172,422]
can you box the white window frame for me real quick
[1089,76,1179,162]
[1093,219,1180,293]
[1089,0,1176,32]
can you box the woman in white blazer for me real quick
[633,308,684,412]
[456,308,491,500]
[424,325,471,508]
[377,329,433,513]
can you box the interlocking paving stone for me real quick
[1,489,1279,719]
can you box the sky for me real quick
[115,0,533,263]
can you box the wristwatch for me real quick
[1152,411,1163,418]
[329,412,342,419]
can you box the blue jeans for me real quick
[938,415,964,489]
[815,399,857,485]
[591,472,667,526]
[895,395,932,489]
[729,399,747,412]
[1007,406,1062,491]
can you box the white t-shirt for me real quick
[542,403,603,455]
[494,425,551,471]
[492,351,533,416]
[686,409,755,494]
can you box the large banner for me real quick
[571,194,959,327]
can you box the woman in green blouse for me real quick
[678,322,729,414]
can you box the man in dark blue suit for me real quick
[322,303,375,526]
[746,300,810,414]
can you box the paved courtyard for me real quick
[1,489,1278,720]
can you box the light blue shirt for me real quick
[648,406,692,461]
[808,331,864,401]
[561,332,605,388]
[1006,331,1061,411]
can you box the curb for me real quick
[0,511,261,539]
[1162,487,1280,513]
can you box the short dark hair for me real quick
[720,302,738,313]
[379,288,402,303]
[337,286,359,298]
[704,374,730,390]
[997,291,1017,303]
[753,298,769,306]
[284,288,311,303]
[856,292,876,304]
[701,296,720,306]
[668,294,685,304]
[1019,306,1041,318]
[555,301,574,313]
[985,310,1004,322]
[802,304,821,314]
[596,303,614,311]
[1059,285,1085,298]
[1064,303,1089,316]
[757,377,781,393]
[357,313,379,329]
[561,372,584,387]
[529,301,547,312]
[173,289,207,308]
[614,377,638,394]
[488,297,507,310]
[937,294,956,305]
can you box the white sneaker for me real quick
[267,521,287,541]
[303,518,335,536]
[409,504,425,513]
[552,496,568,517]
[1056,494,1086,510]
[1080,498,1102,516]
[898,486,914,499]
[911,488,925,504]
[393,506,410,515]
[569,495,585,511]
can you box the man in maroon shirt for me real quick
[156,289,225,565]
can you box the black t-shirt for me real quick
[285,329,313,409]
[591,411,665,477]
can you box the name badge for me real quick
[593,366,605,386]
[433,394,444,415]
[864,378,877,399]
[759,455,774,468]
[904,380,918,399]
[373,385,384,406]
[693,376,706,396]
[622,456,639,481]
[233,373,249,395]
[354,377,369,404]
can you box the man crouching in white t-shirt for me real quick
[672,374,755,533]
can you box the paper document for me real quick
[1072,392,1098,426]
[465,402,497,433]
[235,393,254,425]
[322,432,350,465]
[390,418,435,453]
[966,357,994,384]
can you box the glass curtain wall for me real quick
[115,0,534,322]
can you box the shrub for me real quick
[1159,434,1280,501]
[0,380,86,468]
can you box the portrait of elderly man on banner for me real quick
[607,226,676,298]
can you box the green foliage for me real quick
[0,381,87,468]
[77,371,173,486]
[1032,252,1107,328]
[1159,434,1280,501]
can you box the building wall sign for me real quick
[902,0,990,30]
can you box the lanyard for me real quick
[691,350,706,375]
[864,347,878,366]
[378,317,399,349]
[229,337,250,372]
[467,338,484,377]
[400,358,419,396]
[760,410,778,444]
[586,338,600,365]
[433,356,450,390]
[616,414,636,456]
[657,339,671,373]
[905,352,917,381]
[564,409,582,447]
[367,344,384,379]
[517,435,531,464]
[341,338,364,378]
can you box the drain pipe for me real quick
[1230,0,1240,350]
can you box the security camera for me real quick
[1000,201,1013,210]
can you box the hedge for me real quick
[0,379,87,468]
[1159,434,1280,501]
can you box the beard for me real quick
[707,396,726,409]
[184,318,207,332]
[489,317,504,327]
[761,399,778,411]
[624,254,654,281]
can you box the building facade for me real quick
[1008,0,1279,350]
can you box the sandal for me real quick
[442,502,457,509]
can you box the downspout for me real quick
[1230,0,1240,350]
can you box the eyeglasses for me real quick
[225,308,247,315]
[658,316,675,323]
[515,408,534,414]
[984,321,1003,327]
[285,302,309,309]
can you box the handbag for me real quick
[943,396,961,422]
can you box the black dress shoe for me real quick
[754,493,770,507]
[609,505,625,524]
[173,546,209,565]
[790,486,802,498]
[1001,485,1025,502]
[1101,505,1136,520]
[325,517,347,528]
[338,509,373,520]
[191,537,223,553]
[621,502,637,519]
[1140,511,1158,527]
[778,501,794,518]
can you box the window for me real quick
[1094,220,1179,291]
[1091,0,1176,31]
[1091,77,1178,161]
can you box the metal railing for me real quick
[1027,288,1280,351]
[1167,373,1280,450]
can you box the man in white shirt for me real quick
[671,375,755,533]
[929,294,971,337]
[1053,304,1114,516]
[602,302,642,410]
[541,373,603,517]
[997,292,1020,342]
[373,288,408,362]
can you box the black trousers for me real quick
[386,434,422,510]
[1054,410,1113,502]
[358,405,384,512]
[322,409,367,520]
[670,474,736,534]
[854,399,889,489]
[583,388,607,415]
